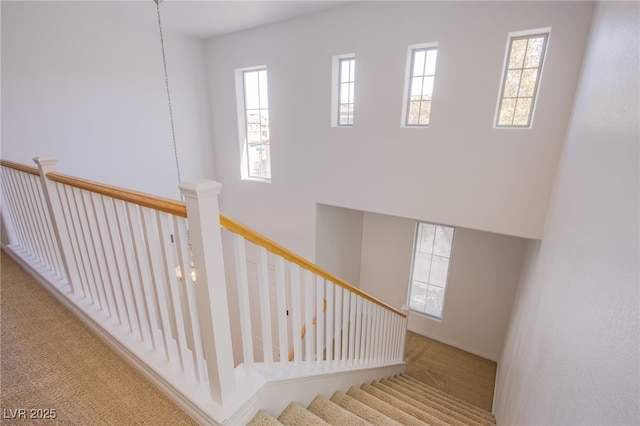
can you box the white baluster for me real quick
[115,198,149,340]
[128,203,162,352]
[291,264,302,366]
[348,292,357,364]
[341,290,350,365]
[304,270,314,366]
[141,208,173,361]
[90,193,119,321]
[74,188,102,308]
[316,276,324,366]
[333,286,342,365]
[86,191,110,313]
[275,256,288,367]
[354,296,363,364]
[233,233,254,371]
[100,197,130,330]
[325,281,334,363]
[365,302,373,365]
[174,218,203,382]
[257,246,273,370]
[156,213,187,372]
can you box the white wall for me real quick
[315,203,364,286]
[359,212,415,309]
[206,1,594,262]
[358,211,528,361]
[495,2,639,424]
[1,2,215,200]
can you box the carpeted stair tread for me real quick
[382,378,494,425]
[246,409,283,426]
[277,402,328,426]
[307,395,370,426]
[346,386,429,426]
[247,374,497,426]
[330,391,402,426]
[398,374,495,421]
[361,382,451,426]
[390,376,496,423]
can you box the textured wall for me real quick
[495,2,640,423]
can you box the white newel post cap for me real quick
[179,180,222,199]
[33,157,59,168]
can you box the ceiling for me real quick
[156,0,355,39]
[11,1,355,40]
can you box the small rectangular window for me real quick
[403,43,438,127]
[236,66,271,181]
[407,222,455,320]
[331,54,355,127]
[495,30,549,128]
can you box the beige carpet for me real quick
[403,330,496,411]
[0,251,196,425]
[248,374,496,425]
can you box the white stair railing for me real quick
[1,156,408,424]
[220,216,408,375]
[0,158,237,418]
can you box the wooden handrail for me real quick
[45,171,187,218]
[219,214,406,318]
[0,159,40,176]
[2,158,404,318]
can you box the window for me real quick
[332,54,355,126]
[407,222,454,319]
[237,66,270,180]
[495,30,549,127]
[403,43,438,127]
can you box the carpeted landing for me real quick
[247,373,496,426]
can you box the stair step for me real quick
[391,376,496,423]
[277,402,328,426]
[330,391,401,426]
[399,374,496,421]
[362,382,451,426]
[246,409,283,426]
[381,378,494,425]
[346,386,429,425]
[247,373,497,426]
[307,395,370,426]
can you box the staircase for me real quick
[248,373,496,425]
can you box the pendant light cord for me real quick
[154,0,182,198]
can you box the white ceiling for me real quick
[12,1,355,40]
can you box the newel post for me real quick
[33,157,81,294]
[179,180,236,406]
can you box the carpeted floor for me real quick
[0,251,197,425]
[403,330,496,411]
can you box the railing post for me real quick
[179,179,236,406]
[33,157,81,293]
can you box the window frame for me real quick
[494,28,550,128]
[331,53,356,127]
[401,42,439,128]
[406,221,455,321]
[235,65,271,182]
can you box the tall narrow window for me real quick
[331,54,355,127]
[403,43,438,127]
[407,222,454,320]
[237,67,270,180]
[496,30,549,127]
